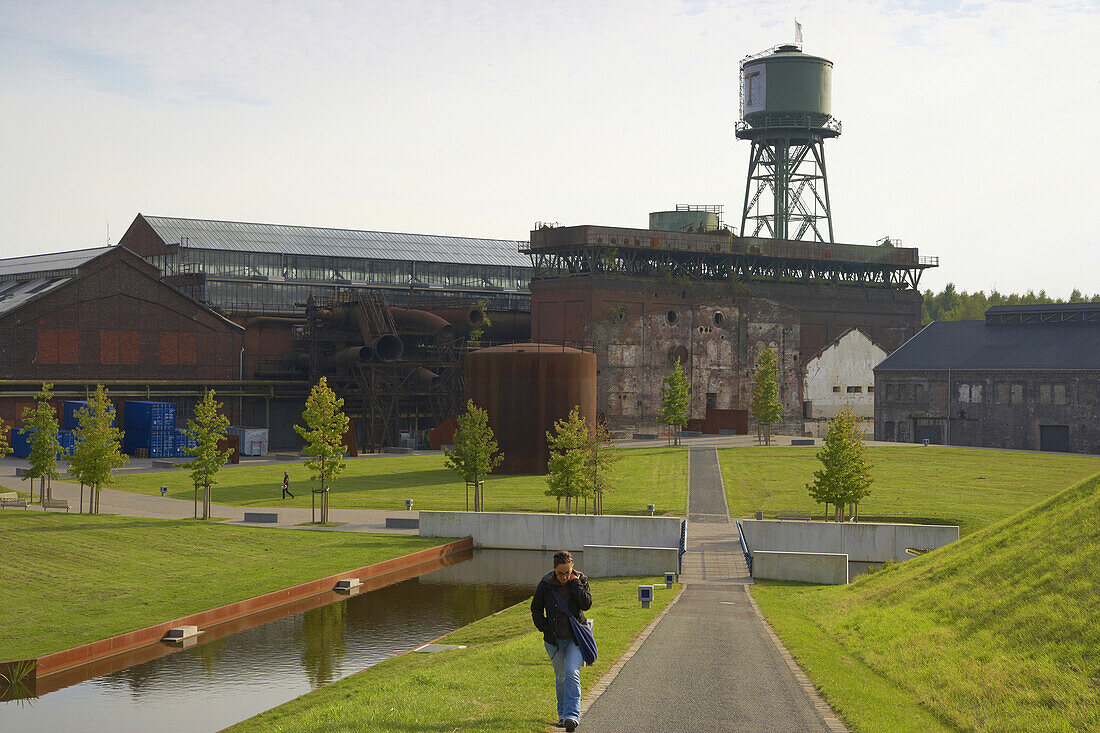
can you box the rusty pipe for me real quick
[389,307,454,338]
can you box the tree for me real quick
[444,399,503,512]
[806,407,873,521]
[21,383,61,504]
[69,385,128,514]
[182,389,234,520]
[589,419,620,516]
[750,348,782,446]
[294,377,349,524]
[657,358,690,446]
[545,406,593,515]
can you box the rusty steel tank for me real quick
[465,343,596,475]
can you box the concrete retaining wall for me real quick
[739,519,958,563]
[21,538,474,680]
[753,551,849,585]
[419,511,683,551]
[583,545,679,578]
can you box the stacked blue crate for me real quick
[123,401,177,458]
[63,400,116,430]
[12,429,75,458]
[172,429,197,458]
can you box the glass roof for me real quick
[143,216,531,268]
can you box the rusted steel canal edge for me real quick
[10,537,474,681]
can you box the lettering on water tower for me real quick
[743,63,766,115]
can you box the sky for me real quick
[1,0,1098,296]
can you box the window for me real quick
[915,383,926,401]
[1054,385,1067,405]
[995,383,1009,404]
[1011,384,1023,404]
[832,386,842,393]
[846,386,863,393]
[1040,384,1052,404]
[867,386,874,394]
[971,384,983,403]
[958,384,971,403]
[706,392,717,410]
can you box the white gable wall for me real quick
[804,330,886,419]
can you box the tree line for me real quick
[921,284,1100,324]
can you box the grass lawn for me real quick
[752,473,1100,733]
[229,576,679,732]
[111,447,689,516]
[0,513,449,661]
[720,445,1100,536]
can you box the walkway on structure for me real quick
[578,447,846,732]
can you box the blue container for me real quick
[12,429,34,459]
[64,401,117,430]
[172,429,197,458]
[56,429,76,457]
[125,428,176,458]
[123,401,176,431]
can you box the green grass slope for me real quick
[753,472,1100,732]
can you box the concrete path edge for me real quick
[742,584,849,732]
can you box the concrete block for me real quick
[385,517,419,529]
[163,625,199,640]
[334,578,361,591]
[739,519,958,563]
[243,512,278,523]
[583,545,679,577]
[419,511,683,551]
[753,551,848,584]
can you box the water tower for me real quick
[736,44,841,242]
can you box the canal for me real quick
[1,549,558,732]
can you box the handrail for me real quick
[736,520,753,577]
[678,520,688,573]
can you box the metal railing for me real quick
[736,520,753,576]
[678,520,688,573]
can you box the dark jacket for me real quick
[531,570,592,646]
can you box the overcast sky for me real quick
[1,0,1097,296]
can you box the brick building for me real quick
[874,303,1100,454]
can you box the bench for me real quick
[42,499,70,512]
[242,512,278,523]
[385,517,419,529]
[790,438,815,446]
[0,492,28,509]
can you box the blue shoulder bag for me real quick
[550,587,598,666]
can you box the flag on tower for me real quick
[795,19,803,44]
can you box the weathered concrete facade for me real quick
[803,328,885,436]
[875,369,1100,453]
[532,274,921,432]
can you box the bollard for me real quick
[665,571,675,589]
[160,486,168,497]
[638,584,654,609]
[405,499,413,511]
[755,510,763,520]
[647,503,655,516]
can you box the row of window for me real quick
[831,385,874,394]
[37,330,199,365]
[882,381,1082,406]
[154,250,533,291]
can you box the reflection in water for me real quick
[0,549,552,732]
[298,603,347,687]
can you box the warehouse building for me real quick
[874,303,1100,454]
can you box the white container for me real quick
[227,426,269,456]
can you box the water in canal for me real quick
[1,549,559,732]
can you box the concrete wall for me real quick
[804,328,885,419]
[753,551,849,584]
[583,545,679,578]
[419,511,683,551]
[739,519,958,563]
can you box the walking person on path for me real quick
[531,550,592,732]
[281,471,294,499]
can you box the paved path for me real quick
[0,472,418,534]
[578,448,844,732]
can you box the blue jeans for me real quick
[545,638,582,721]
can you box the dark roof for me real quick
[141,215,531,268]
[875,319,1100,371]
[985,302,1100,324]
[0,247,111,280]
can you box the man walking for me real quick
[281,471,294,499]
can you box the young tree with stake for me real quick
[21,383,62,504]
[294,377,349,524]
[444,399,503,512]
[545,406,593,515]
[69,386,128,514]
[181,389,234,520]
[658,358,690,446]
[750,348,782,446]
[806,407,873,521]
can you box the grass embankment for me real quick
[753,472,1100,732]
[230,576,679,732]
[113,447,688,516]
[721,446,1100,535]
[0,513,448,661]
